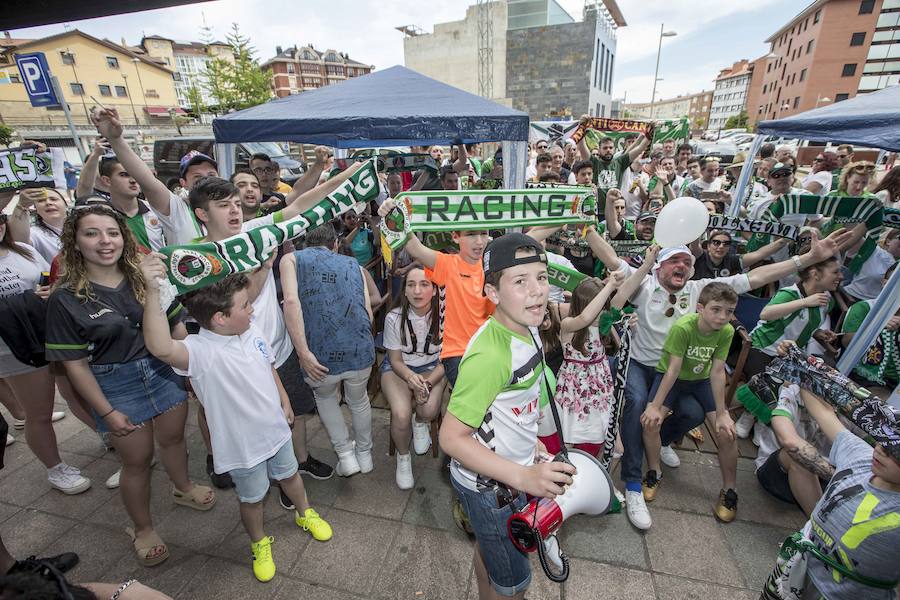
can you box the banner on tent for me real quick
[379,188,596,251]
[0,147,65,192]
[161,161,379,294]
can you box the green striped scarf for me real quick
[160,160,379,294]
[380,189,596,251]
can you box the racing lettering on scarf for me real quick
[160,160,379,294]
[0,147,66,191]
[379,189,596,251]
[707,214,799,239]
[546,261,587,293]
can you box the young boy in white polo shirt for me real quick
[140,257,332,583]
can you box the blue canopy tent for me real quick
[729,86,900,392]
[212,65,530,185]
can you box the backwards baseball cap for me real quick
[179,151,218,178]
[637,211,658,222]
[483,233,547,278]
[768,162,793,177]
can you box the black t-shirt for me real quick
[691,252,743,280]
[45,281,184,365]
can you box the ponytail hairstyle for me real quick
[390,267,442,348]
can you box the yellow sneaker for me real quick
[714,488,738,523]
[641,470,661,502]
[250,535,276,582]
[295,508,333,541]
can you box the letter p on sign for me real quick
[14,52,60,108]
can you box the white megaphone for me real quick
[507,449,615,582]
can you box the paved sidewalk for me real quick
[1,400,803,599]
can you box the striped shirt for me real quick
[750,284,834,356]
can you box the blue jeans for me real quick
[450,476,531,596]
[620,360,707,485]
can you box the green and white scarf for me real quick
[707,214,799,240]
[330,154,438,178]
[0,147,65,191]
[883,207,900,230]
[379,188,596,251]
[546,261,587,293]
[160,160,379,294]
[570,117,688,147]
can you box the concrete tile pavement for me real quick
[1,401,805,599]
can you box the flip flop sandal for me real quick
[173,484,217,511]
[125,527,169,567]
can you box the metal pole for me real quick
[649,24,664,119]
[838,265,900,374]
[122,74,139,125]
[728,134,764,217]
[50,75,85,158]
[132,58,147,124]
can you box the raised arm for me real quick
[376,199,438,269]
[76,139,108,199]
[576,116,592,161]
[93,108,172,213]
[526,224,564,244]
[585,225,622,272]
[742,237,790,269]
[560,271,623,332]
[284,146,329,205]
[626,133,651,164]
[746,228,855,290]
[604,189,623,238]
[2,190,32,247]
[611,245,657,309]
[277,160,364,222]
[453,143,468,175]
[140,254,189,371]
[798,388,846,443]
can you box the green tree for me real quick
[0,123,14,147]
[724,110,749,130]
[202,23,272,111]
[186,85,206,116]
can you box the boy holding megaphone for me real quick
[439,233,577,600]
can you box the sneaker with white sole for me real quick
[335,449,361,477]
[411,416,432,455]
[356,449,374,473]
[735,411,755,439]
[660,445,681,468]
[395,453,414,490]
[47,463,91,495]
[5,434,13,446]
[51,411,66,423]
[105,468,121,489]
[625,490,652,530]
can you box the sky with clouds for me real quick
[8,0,788,104]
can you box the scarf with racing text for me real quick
[159,160,379,294]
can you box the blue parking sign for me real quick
[14,52,59,108]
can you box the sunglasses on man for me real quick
[709,239,732,248]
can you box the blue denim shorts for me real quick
[90,356,187,433]
[648,374,716,414]
[229,439,299,503]
[450,476,531,597]
[379,357,438,375]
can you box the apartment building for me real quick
[262,44,373,98]
[708,60,753,131]
[624,90,712,129]
[137,35,234,109]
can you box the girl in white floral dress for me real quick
[550,272,623,457]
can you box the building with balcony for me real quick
[745,0,898,126]
[261,44,374,98]
[708,60,753,131]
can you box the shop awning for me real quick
[145,106,187,117]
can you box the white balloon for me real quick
[654,197,710,248]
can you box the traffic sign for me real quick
[14,52,60,108]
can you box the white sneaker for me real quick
[47,463,91,495]
[51,411,66,423]
[614,487,626,505]
[735,412,755,439]
[660,445,681,468]
[411,416,432,455]
[626,490,652,530]
[5,433,14,446]
[335,449,361,477]
[395,453,414,490]
[356,449,374,474]
[12,417,25,430]
[105,468,121,489]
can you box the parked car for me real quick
[153,138,304,187]
[690,140,739,165]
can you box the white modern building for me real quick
[709,59,753,130]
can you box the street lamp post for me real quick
[64,48,91,124]
[131,57,147,124]
[649,24,677,118]
[121,73,139,125]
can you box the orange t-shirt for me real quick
[425,252,496,359]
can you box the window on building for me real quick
[106,56,119,69]
[793,96,800,108]
[814,9,821,23]
[859,0,875,14]
[70,82,84,95]
[850,32,866,46]
[767,62,772,73]
[286,63,295,74]
[877,12,900,28]
[98,84,112,96]
[8,73,20,83]
[115,85,127,97]
[60,51,75,65]
[807,40,815,54]
[842,63,857,76]
[835,93,850,102]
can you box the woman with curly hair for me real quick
[45,202,215,567]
